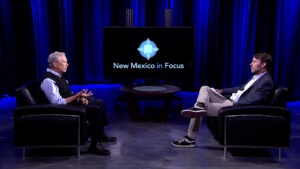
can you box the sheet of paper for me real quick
[210,88,226,98]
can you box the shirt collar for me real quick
[47,68,62,78]
[252,72,267,80]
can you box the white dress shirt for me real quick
[40,68,67,104]
[230,72,266,103]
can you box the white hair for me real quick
[48,51,65,68]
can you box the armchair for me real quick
[13,81,90,159]
[206,87,291,159]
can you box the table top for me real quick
[120,84,180,96]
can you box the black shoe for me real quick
[181,107,207,118]
[194,102,206,109]
[100,133,117,142]
[89,142,110,156]
[172,136,196,148]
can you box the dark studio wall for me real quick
[0,0,299,99]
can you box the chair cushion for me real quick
[16,81,50,107]
[269,87,288,107]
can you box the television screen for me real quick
[103,27,194,80]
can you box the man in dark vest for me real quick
[41,51,116,156]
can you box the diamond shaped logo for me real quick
[137,38,159,60]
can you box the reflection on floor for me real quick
[0,84,300,169]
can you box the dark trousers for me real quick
[85,98,109,143]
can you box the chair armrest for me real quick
[14,104,90,146]
[14,114,81,146]
[216,105,291,146]
[219,105,291,120]
[14,104,86,120]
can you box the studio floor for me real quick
[1,84,300,169]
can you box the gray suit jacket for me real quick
[222,72,274,106]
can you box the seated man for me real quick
[172,53,274,148]
[41,51,116,155]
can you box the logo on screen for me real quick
[137,38,159,60]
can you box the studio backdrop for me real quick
[0,0,300,99]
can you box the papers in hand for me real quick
[210,88,226,98]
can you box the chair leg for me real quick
[77,146,80,158]
[278,148,281,161]
[22,147,26,160]
[224,146,227,159]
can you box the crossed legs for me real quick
[172,86,233,147]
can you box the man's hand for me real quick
[80,97,89,105]
[215,89,223,94]
[76,89,85,97]
[80,89,93,98]
[66,89,93,104]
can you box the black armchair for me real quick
[13,81,90,159]
[206,87,291,159]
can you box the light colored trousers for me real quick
[187,86,233,139]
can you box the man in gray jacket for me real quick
[172,53,274,148]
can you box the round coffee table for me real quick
[120,84,181,121]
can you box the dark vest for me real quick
[42,72,74,98]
